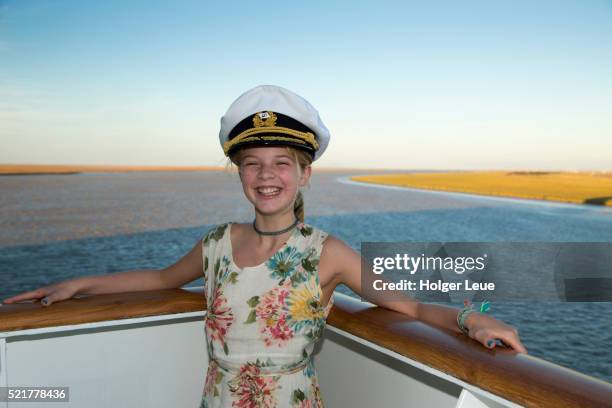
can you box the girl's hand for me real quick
[465,312,528,354]
[2,280,80,307]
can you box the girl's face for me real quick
[238,147,311,217]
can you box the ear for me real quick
[299,165,312,187]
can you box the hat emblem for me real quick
[253,111,277,128]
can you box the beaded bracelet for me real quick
[457,300,491,335]
[457,305,474,335]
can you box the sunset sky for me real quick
[1,0,611,170]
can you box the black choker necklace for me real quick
[252,218,299,236]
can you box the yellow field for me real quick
[351,171,612,206]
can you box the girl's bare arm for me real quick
[320,235,527,353]
[3,238,204,305]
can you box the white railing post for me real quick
[0,337,7,408]
[455,388,518,408]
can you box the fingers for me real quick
[39,290,59,307]
[471,330,490,349]
[2,289,47,304]
[493,331,528,354]
[40,285,78,307]
[471,327,528,354]
[4,282,77,307]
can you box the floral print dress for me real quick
[200,221,335,408]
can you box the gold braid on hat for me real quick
[223,111,319,155]
[223,128,319,155]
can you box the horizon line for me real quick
[0,163,611,175]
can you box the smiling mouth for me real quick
[256,187,282,197]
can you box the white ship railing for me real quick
[0,287,610,407]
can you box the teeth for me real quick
[257,187,280,195]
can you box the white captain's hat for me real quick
[219,85,330,161]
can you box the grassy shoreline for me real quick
[351,171,612,206]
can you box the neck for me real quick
[253,213,299,235]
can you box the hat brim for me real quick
[227,138,315,160]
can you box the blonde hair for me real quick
[229,147,312,222]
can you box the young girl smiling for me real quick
[3,85,526,407]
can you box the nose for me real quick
[257,162,276,179]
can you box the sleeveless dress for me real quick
[200,221,335,408]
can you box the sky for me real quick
[1,0,611,170]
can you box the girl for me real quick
[3,85,526,407]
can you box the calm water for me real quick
[1,171,611,383]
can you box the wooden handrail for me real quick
[0,289,205,332]
[1,289,610,407]
[327,293,612,408]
